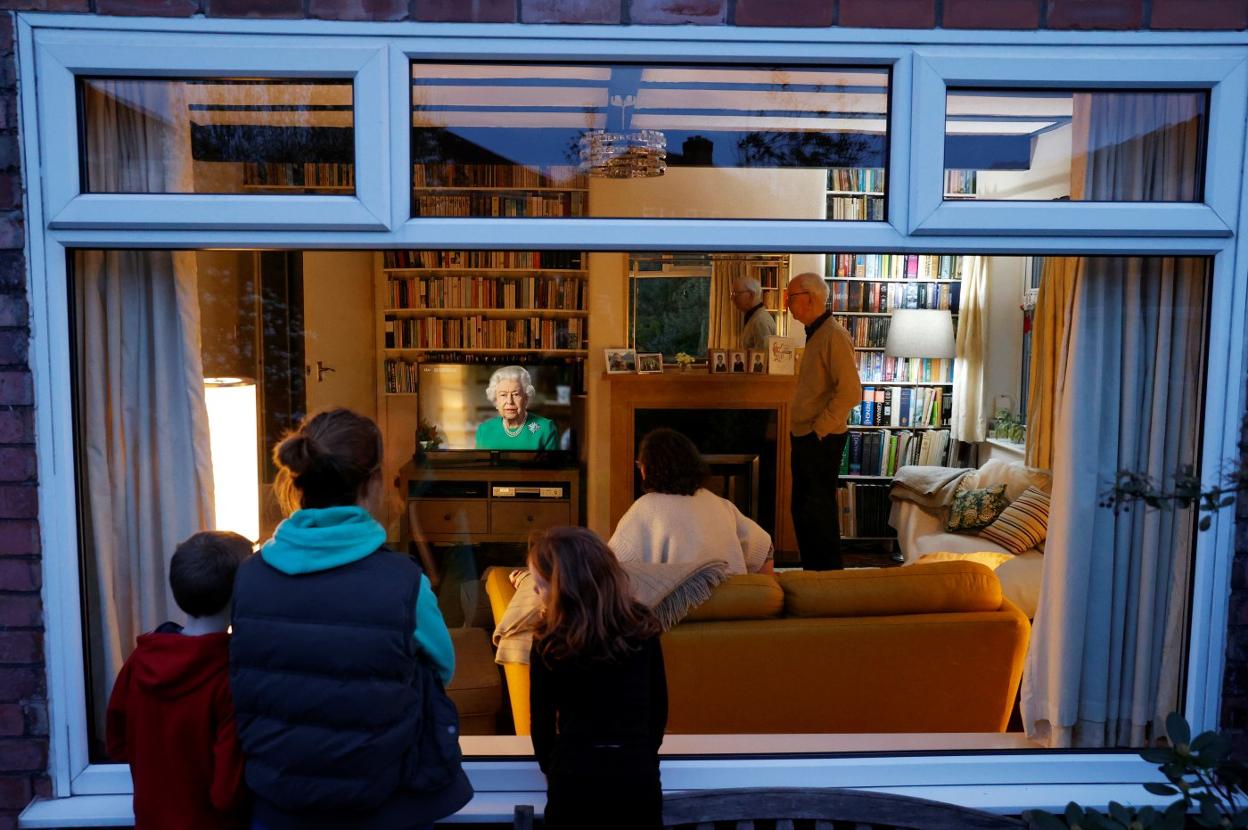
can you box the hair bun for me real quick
[275,432,319,475]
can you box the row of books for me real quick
[827,194,885,221]
[383,359,419,394]
[827,167,884,193]
[412,163,586,190]
[850,385,948,428]
[842,428,951,478]
[383,316,585,351]
[242,162,354,188]
[835,483,894,538]
[855,353,955,384]
[830,280,961,314]
[385,275,586,311]
[382,251,584,270]
[945,169,978,196]
[412,193,588,217]
[828,253,964,281]
[835,315,892,348]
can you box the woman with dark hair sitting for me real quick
[608,427,773,575]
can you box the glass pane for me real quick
[73,247,1207,760]
[411,63,890,220]
[944,89,1207,202]
[80,78,355,194]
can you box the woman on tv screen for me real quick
[475,365,561,451]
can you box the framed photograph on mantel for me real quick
[637,353,663,374]
[749,349,767,374]
[708,349,729,374]
[766,336,796,375]
[605,348,637,374]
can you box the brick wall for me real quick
[0,0,1246,825]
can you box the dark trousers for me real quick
[790,431,849,571]
[544,747,662,830]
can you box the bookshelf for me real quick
[827,252,966,547]
[376,250,590,396]
[827,167,885,221]
[411,164,589,217]
[944,168,977,200]
[242,162,354,194]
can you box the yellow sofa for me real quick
[484,560,1029,735]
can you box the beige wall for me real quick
[984,256,1026,418]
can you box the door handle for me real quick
[316,361,336,382]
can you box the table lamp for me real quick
[884,309,956,359]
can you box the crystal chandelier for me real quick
[579,95,667,179]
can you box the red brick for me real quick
[204,0,301,17]
[943,0,1040,28]
[840,0,935,27]
[0,595,40,629]
[0,214,21,251]
[0,522,38,556]
[0,331,26,367]
[0,15,12,56]
[1151,0,1247,28]
[21,703,46,738]
[1047,0,1143,28]
[308,0,408,19]
[0,739,46,772]
[0,668,42,702]
[31,775,49,798]
[97,0,199,14]
[413,0,516,20]
[0,253,23,292]
[0,632,41,664]
[0,448,33,481]
[629,0,726,23]
[0,559,37,592]
[0,776,29,813]
[0,174,20,211]
[734,0,832,25]
[0,0,89,9]
[520,0,621,23]
[0,408,30,443]
[0,372,30,405]
[0,704,20,736]
[0,296,23,328]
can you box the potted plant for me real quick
[674,352,696,372]
[416,418,443,452]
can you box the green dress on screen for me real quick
[475,414,561,450]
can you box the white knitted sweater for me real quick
[608,488,772,575]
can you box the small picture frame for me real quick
[708,349,729,374]
[766,336,796,375]
[730,350,747,374]
[604,348,637,374]
[636,353,664,374]
[748,349,767,374]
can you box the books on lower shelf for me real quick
[851,385,951,428]
[830,281,960,314]
[827,194,885,221]
[413,163,586,190]
[856,353,954,384]
[413,192,587,217]
[383,250,583,270]
[384,316,585,351]
[829,253,963,281]
[386,274,585,311]
[243,162,354,189]
[841,428,951,478]
[836,482,895,539]
[384,359,419,394]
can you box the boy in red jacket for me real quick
[107,530,252,830]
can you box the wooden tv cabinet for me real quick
[398,460,582,546]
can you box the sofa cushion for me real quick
[915,550,1043,619]
[980,485,1050,553]
[778,561,1003,618]
[945,483,1009,532]
[971,459,1052,501]
[683,574,783,622]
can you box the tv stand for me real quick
[398,460,582,548]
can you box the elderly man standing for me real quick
[785,272,863,570]
[732,275,776,350]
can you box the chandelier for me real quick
[579,95,667,179]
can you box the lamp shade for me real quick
[204,377,260,543]
[884,309,956,359]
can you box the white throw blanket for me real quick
[608,489,773,575]
[492,559,730,665]
[890,465,973,509]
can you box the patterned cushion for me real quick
[945,484,1010,533]
[980,485,1050,553]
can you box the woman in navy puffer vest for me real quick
[229,408,472,830]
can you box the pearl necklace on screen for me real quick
[504,417,525,438]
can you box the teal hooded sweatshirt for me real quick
[261,506,455,685]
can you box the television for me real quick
[417,362,578,457]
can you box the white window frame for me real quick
[33,28,390,231]
[909,47,1248,237]
[15,14,1248,827]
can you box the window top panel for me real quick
[409,61,891,222]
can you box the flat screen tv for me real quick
[417,362,578,458]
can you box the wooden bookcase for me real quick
[411,163,588,217]
[826,252,965,546]
[241,161,355,194]
[827,167,885,221]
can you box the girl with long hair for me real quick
[527,526,668,830]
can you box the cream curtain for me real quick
[1022,90,1206,748]
[78,81,215,737]
[708,258,747,350]
[950,256,987,442]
